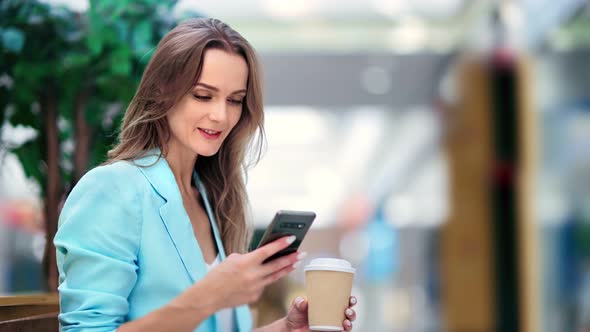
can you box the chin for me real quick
[197,150,219,157]
[193,145,222,157]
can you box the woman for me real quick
[54,18,357,332]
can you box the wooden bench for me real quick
[0,293,59,332]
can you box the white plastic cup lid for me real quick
[304,258,356,274]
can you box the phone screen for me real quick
[255,210,316,263]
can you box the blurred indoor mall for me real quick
[1,0,590,331]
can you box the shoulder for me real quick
[58,161,149,236]
[72,160,149,195]
[56,161,146,263]
[79,160,144,187]
[64,161,148,212]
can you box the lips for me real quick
[198,128,222,140]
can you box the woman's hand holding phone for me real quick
[169,235,306,314]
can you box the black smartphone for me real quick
[255,210,316,264]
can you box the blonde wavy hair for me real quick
[107,18,265,254]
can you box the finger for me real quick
[292,296,308,312]
[263,263,295,286]
[260,251,306,277]
[345,308,356,322]
[250,236,296,263]
[349,296,357,307]
[343,319,353,331]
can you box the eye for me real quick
[228,99,243,106]
[193,94,212,101]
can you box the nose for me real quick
[208,100,228,123]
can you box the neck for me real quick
[165,142,198,195]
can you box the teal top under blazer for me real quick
[54,150,253,331]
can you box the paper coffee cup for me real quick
[304,258,356,331]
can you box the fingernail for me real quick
[345,320,352,327]
[286,235,296,244]
[293,261,301,269]
[346,309,353,316]
[295,296,304,305]
[297,252,307,260]
[350,297,357,305]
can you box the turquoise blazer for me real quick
[54,151,253,332]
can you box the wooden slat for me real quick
[516,56,541,332]
[0,293,58,307]
[0,293,59,322]
[0,312,58,332]
[0,305,59,322]
[441,56,495,332]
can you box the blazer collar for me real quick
[133,148,177,202]
[134,148,228,280]
[194,171,251,331]
[135,149,251,331]
[193,171,227,260]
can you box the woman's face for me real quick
[167,48,248,157]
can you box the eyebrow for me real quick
[195,82,246,95]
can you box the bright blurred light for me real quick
[410,0,464,18]
[371,0,409,18]
[41,0,88,12]
[260,0,316,20]
[339,230,370,267]
[248,106,389,227]
[0,153,41,200]
[371,0,464,18]
[336,107,385,182]
[390,287,412,327]
[32,233,45,262]
[538,175,570,225]
[367,106,441,203]
[349,285,367,330]
[1,123,37,148]
[390,17,428,54]
[304,166,345,205]
[385,194,416,227]
[501,0,526,47]
[263,107,326,146]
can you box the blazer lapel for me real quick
[193,171,226,260]
[194,172,253,332]
[135,150,206,283]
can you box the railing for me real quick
[0,293,59,332]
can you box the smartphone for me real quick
[255,210,316,264]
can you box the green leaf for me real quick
[103,25,121,45]
[11,140,44,193]
[90,126,117,167]
[87,32,103,55]
[114,20,130,42]
[158,0,179,10]
[110,0,130,19]
[9,104,39,129]
[110,46,131,76]
[91,0,110,15]
[132,19,152,57]
[13,62,51,91]
[2,27,25,53]
[85,99,103,128]
[88,0,102,11]
[62,52,91,69]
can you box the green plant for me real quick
[1,0,189,290]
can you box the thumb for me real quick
[286,296,309,329]
[292,296,308,312]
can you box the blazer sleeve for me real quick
[54,163,143,332]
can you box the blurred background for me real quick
[1,0,590,331]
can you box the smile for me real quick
[198,128,222,140]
